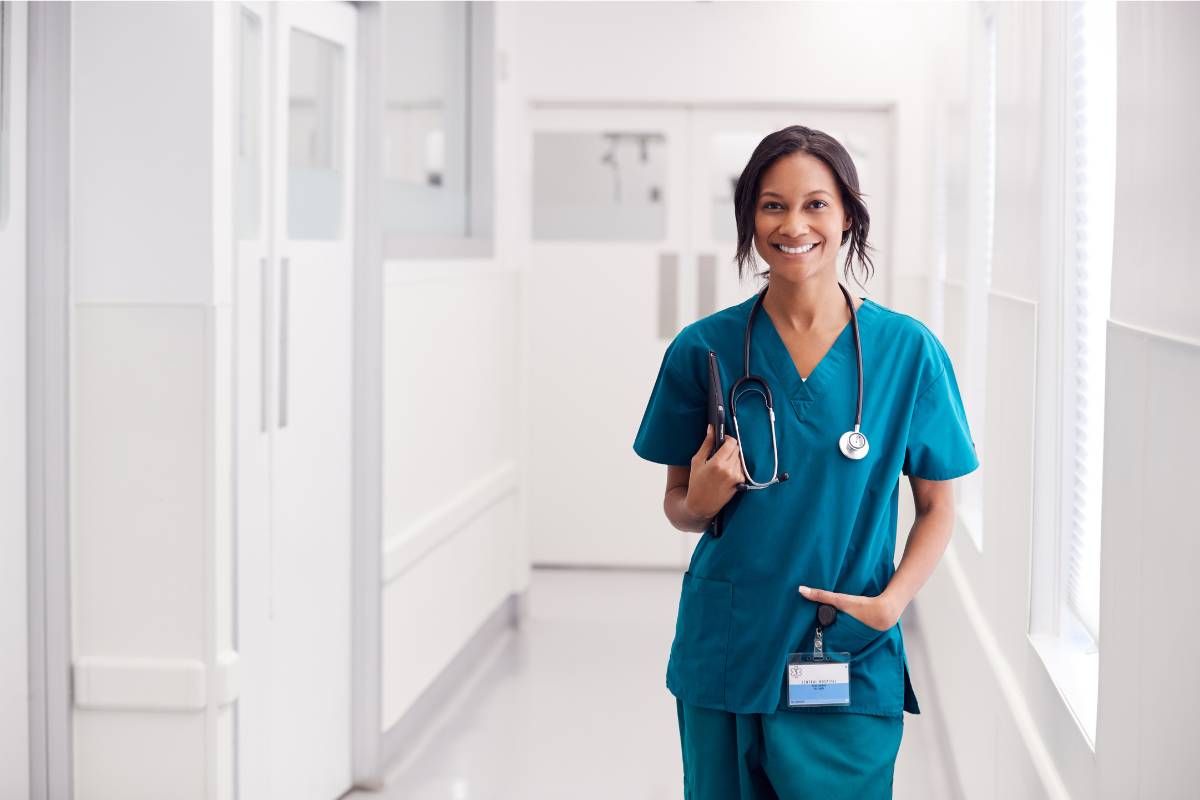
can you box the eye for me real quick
[762,201,782,210]
[811,200,828,209]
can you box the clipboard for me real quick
[706,350,728,538]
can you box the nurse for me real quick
[633,125,979,800]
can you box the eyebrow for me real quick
[759,190,834,199]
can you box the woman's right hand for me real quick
[684,424,747,520]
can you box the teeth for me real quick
[776,242,817,254]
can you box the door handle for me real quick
[697,253,717,318]
[658,252,678,339]
[260,256,270,433]
[278,256,290,429]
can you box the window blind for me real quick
[1065,1,1115,645]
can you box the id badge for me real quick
[786,651,851,707]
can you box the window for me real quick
[234,6,262,241]
[382,1,494,258]
[1031,0,1115,749]
[531,131,668,241]
[287,28,345,240]
[1061,0,1115,660]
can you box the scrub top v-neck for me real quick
[633,289,979,717]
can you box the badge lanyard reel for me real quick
[787,603,852,707]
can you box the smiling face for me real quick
[752,152,852,283]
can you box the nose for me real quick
[778,209,810,238]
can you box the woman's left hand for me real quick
[797,585,902,632]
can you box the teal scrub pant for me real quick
[676,697,904,800]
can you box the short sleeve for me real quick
[632,334,707,466]
[902,344,980,480]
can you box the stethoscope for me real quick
[729,282,869,492]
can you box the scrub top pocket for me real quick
[667,572,733,707]
[821,609,890,658]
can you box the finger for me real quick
[718,441,745,481]
[797,586,846,608]
[726,445,745,475]
[694,425,714,462]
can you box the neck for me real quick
[761,273,849,334]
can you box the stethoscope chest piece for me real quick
[838,428,870,460]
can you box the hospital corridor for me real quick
[341,568,959,799]
[2,1,1199,799]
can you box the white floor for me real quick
[347,568,961,800]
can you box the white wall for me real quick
[1099,3,1200,796]
[378,3,529,741]
[70,4,234,798]
[919,3,1200,799]
[380,268,522,731]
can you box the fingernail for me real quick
[797,585,809,594]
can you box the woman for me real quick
[632,125,979,799]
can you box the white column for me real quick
[70,3,236,798]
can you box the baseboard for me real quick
[377,590,523,781]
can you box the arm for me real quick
[878,475,958,623]
[797,474,959,630]
[660,425,747,533]
[664,464,712,533]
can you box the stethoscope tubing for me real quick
[731,281,866,490]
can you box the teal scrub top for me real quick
[632,290,980,718]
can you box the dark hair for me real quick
[732,125,876,289]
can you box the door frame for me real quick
[26,2,74,798]
[349,0,386,789]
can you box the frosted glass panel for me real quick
[532,131,667,241]
[382,1,468,236]
[287,29,344,240]
[235,7,262,241]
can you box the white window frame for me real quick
[951,3,997,553]
[1029,0,1116,751]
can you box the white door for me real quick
[234,3,356,799]
[527,105,894,569]
[526,107,696,569]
